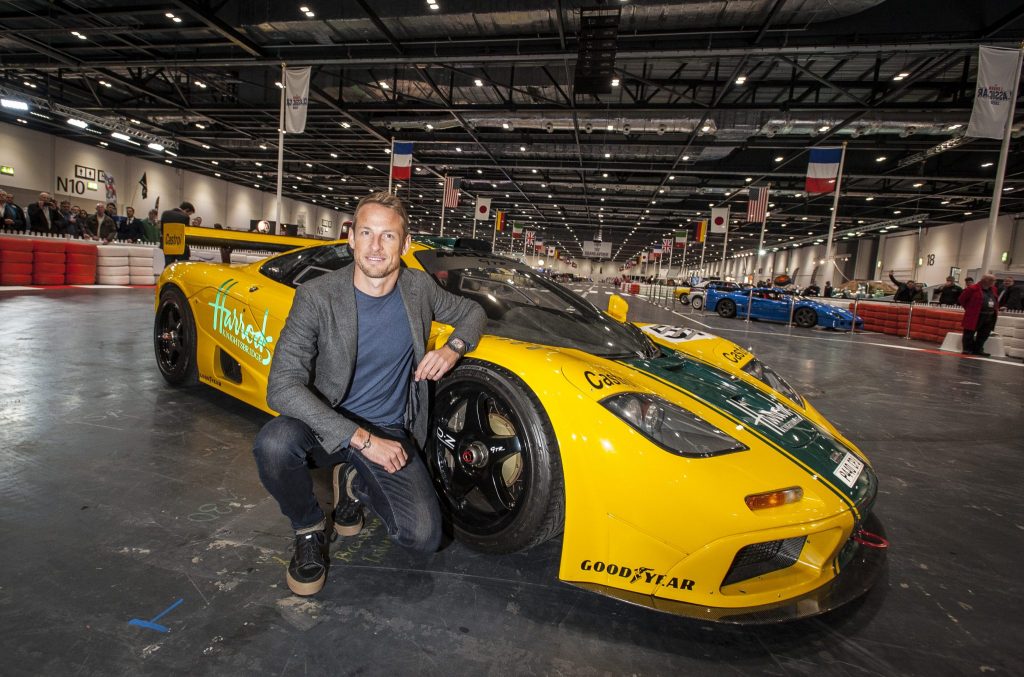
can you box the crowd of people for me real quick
[1,189,163,244]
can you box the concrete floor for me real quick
[0,285,1021,676]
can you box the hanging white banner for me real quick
[967,46,1021,140]
[284,67,312,134]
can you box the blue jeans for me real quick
[252,416,442,553]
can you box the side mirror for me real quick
[607,294,629,323]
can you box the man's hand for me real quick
[354,429,407,473]
[414,346,459,382]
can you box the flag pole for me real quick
[491,215,497,252]
[275,63,286,232]
[980,46,1024,274]
[699,234,706,279]
[824,142,848,284]
[439,174,446,237]
[387,137,395,194]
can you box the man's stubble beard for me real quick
[356,256,400,280]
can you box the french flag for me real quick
[805,147,842,193]
[391,141,413,180]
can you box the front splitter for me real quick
[564,514,887,625]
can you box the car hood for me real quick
[559,347,877,517]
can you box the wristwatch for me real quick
[445,336,468,357]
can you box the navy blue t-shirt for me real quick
[338,286,414,426]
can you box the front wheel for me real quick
[154,286,198,385]
[427,360,564,553]
[691,294,704,310]
[717,298,737,318]
[794,307,818,328]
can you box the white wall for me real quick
[0,121,339,233]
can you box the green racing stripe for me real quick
[619,351,877,517]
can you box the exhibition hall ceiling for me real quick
[1,0,1022,263]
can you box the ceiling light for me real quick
[893,210,902,215]
[948,123,962,130]
[604,153,611,158]
[340,121,351,128]
[305,10,315,17]
[876,156,887,162]
[532,169,538,173]
[110,132,131,141]
[682,155,690,161]
[202,144,210,149]
[165,150,177,157]
[455,146,462,152]
[214,172,221,177]
[330,152,337,158]
[211,160,219,165]
[774,156,783,162]
[367,165,374,169]
[16,118,26,124]
[305,162,313,167]
[147,143,164,151]
[745,177,752,182]
[611,78,620,87]
[818,125,831,132]
[173,16,182,23]
[165,12,175,18]
[981,162,994,168]
[67,118,88,129]
[255,161,262,166]
[195,81,207,89]
[701,124,711,133]
[275,81,284,89]
[865,196,874,201]
[606,124,614,130]
[735,75,747,85]
[1,99,28,111]
[474,79,484,87]
[99,141,107,146]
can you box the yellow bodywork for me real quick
[156,239,875,614]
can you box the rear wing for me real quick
[166,226,337,255]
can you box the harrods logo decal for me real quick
[208,279,275,366]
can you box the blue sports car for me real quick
[706,287,863,330]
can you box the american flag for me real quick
[443,176,462,209]
[746,185,770,224]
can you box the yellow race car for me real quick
[155,235,885,623]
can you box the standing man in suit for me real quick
[117,206,146,242]
[27,192,65,234]
[2,191,27,231]
[252,192,486,596]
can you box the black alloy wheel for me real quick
[717,298,738,318]
[427,361,564,553]
[794,307,819,328]
[154,286,198,385]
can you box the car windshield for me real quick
[415,250,659,359]
[259,243,353,287]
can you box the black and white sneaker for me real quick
[286,531,328,596]
[332,463,364,537]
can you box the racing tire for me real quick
[690,294,704,310]
[33,262,66,276]
[1,273,33,286]
[33,251,65,264]
[33,240,67,253]
[96,256,130,267]
[794,307,818,328]
[1,262,32,276]
[717,298,737,318]
[97,274,131,285]
[0,250,32,264]
[66,252,98,264]
[427,359,564,553]
[32,274,65,286]
[154,285,198,386]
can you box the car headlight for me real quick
[601,393,747,458]
[742,359,803,406]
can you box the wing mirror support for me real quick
[607,294,629,323]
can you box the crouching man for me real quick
[253,192,485,595]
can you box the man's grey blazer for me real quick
[266,264,486,453]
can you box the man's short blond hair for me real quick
[354,192,410,237]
